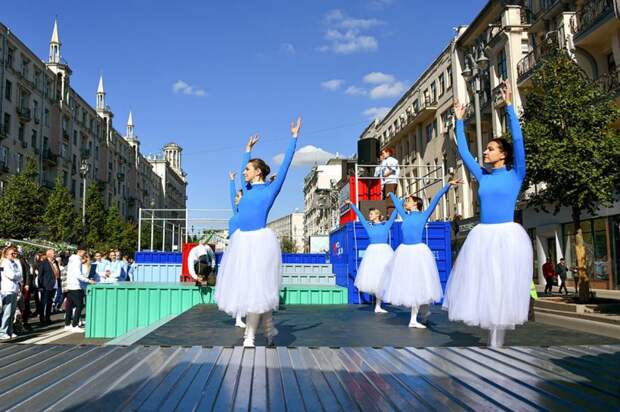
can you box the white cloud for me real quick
[370,81,407,99]
[363,106,390,121]
[345,85,367,96]
[363,71,395,84]
[280,43,296,55]
[318,10,382,54]
[369,0,393,10]
[321,79,345,91]
[172,80,206,97]
[273,145,337,167]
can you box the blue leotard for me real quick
[389,183,450,245]
[235,138,297,231]
[350,204,397,244]
[228,179,239,235]
[456,104,526,224]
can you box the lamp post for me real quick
[461,46,489,166]
[149,199,155,251]
[79,160,89,240]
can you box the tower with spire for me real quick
[46,18,72,103]
[125,111,141,157]
[96,75,113,141]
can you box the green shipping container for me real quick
[86,283,348,338]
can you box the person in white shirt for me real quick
[187,240,216,283]
[64,247,96,332]
[94,252,110,283]
[0,246,23,339]
[374,147,399,215]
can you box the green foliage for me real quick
[104,207,125,249]
[0,157,45,239]
[280,236,297,253]
[84,183,107,248]
[522,49,620,223]
[42,176,79,243]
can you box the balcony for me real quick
[412,96,438,125]
[42,149,58,167]
[492,84,507,108]
[520,7,533,25]
[0,163,8,173]
[571,0,615,45]
[62,130,70,141]
[16,107,31,122]
[597,68,620,97]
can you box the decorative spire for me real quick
[97,75,105,94]
[96,75,106,111]
[127,111,135,138]
[49,18,61,63]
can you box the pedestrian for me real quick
[106,251,122,283]
[121,255,131,281]
[374,147,399,215]
[556,258,569,295]
[53,255,66,312]
[216,117,301,347]
[543,257,556,294]
[125,256,135,282]
[115,250,128,281]
[64,246,96,333]
[380,180,459,327]
[18,248,33,331]
[37,249,60,325]
[443,82,532,348]
[93,251,109,283]
[346,200,397,314]
[0,246,23,339]
[31,253,42,319]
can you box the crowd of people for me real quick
[0,245,135,340]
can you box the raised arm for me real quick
[454,99,483,180]
[388,192,407,218]
[269,137,297,196]
[240,135,259,192]
[422,183,450,221]
[349,202,372,233]
[384,209,398,229]
[506,104,525,181]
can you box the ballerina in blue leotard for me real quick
[443,82,533,347]
[346,201,397,313]
[216,118,301,347]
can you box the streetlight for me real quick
[461,45,489,166]
[79,160,89,239]
[150,199,155,251]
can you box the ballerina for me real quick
[215,117,301,347]
[443,82,532,347]
[346,201,397,313]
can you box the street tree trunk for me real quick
[572,207,591,303]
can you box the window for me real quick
[412,99,419,112]
[2,113,9,135]
[21,56,29,79]
[34,70,41,90]
[446,66,453,89]
[438,74,445,96]
[4,80,11,101]
[15,153,23,173]
[430,82,437,102]
[500,111,508,134]
[61,143,69,159]
[7,47,14,68]
[63,171,68,186]
[31,129,37,149]
[441,109,451,133]
[0,147,8,167]
[44,109,50,127]
[71,179,76,195]
[18,124,24,142]
[497,49,507,81]
[73,130,77,146]
[426,122,434,142]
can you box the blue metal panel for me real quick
[132,264,182,282]
[135,252,183,264]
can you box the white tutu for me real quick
[442,222,533,330]
[215,228,282,317]
[378,243,442,308]
[354,243,394,295]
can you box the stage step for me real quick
[86,283,348,338]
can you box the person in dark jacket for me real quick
[17,249,32,330]
[556,258,569,295]
[37,249,59,324]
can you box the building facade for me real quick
[303,160,344,248]
[267,212,305,253]
[0,20,187,225]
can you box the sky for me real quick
[1,0,487,220]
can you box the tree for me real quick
[0,157,45,239]
[42,176,79,243]
[84,182,107,249]
[104,207,125,251]
[522,48,620,302]
[280,236,297,253]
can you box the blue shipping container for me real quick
[329,221,452,304]
[132,263,182,282]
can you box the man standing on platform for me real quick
[37,249,59,325]
[374,147,399,215]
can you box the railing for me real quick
[597,68,620,94]
[493,83,507,107]
[517,50,539,80]
[43,149,58,164]
[16,107,31,122]
[520,7,533,25]
[572,0,613,35]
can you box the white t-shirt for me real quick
[188,244,215,280]
[374,156,399,186]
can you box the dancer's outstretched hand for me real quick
[453,98,466,120]
[290,117,302,138]
[449,178,463,186]
[229,171,236,181]
[500,81,512,105]
[246,134,259,151]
